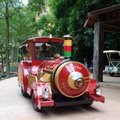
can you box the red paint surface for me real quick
[56,62,90,97]
[64,46,72,52]
[18,37,105,109]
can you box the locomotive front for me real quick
[37,35,104,108]
[40,60,91,98]
[18,36,105,112]
[38,35,91,99]
[54,61,90,98]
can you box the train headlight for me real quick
[95,86,102,96]
[42,87,50,100]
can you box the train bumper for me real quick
[55,99,93,107]
[89,94,105,103]
[38,99,54,107]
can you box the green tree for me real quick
[1,0,120,74]
[46,0,120,62]
[0,0,37,75]
[0,0,22,75]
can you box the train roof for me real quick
[19,36,64,48]
[103,50,120,54]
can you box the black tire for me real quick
[32,93,42,112]
[109,73,114,76]
[87,101,93,106]
[83,100,93,107]
[21,87,29,97]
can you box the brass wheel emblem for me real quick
[74,78,84,88]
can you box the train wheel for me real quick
[21,87,29,97]
[84,100,93,106]
[32,93,42,112]
[109,73,114,76]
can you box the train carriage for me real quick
[18,35,105,112]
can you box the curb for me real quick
[0,74,17,81]
[99,82,120,90]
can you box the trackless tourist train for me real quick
[18,35,105,112]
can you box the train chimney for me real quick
[63,35,72,59]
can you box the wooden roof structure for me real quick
[84,4,120,82]
[84,4,120,32]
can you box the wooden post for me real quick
[93,22,104,82]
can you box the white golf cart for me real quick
[103,50,120,76]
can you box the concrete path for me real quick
[0,77,120,120]
[101,74,120,89]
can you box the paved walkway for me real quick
[100,74,120,89]
[0,73,120,89]
[0,77,120,120]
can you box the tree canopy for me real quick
[0,0,120,75]
[39,0,120,62]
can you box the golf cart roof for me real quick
[103,50,120,54]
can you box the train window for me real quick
[34,42,63,60]
[19,44,30,61]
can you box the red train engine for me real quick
[18,36,105,112]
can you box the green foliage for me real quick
[0,0,120,69]
[48,0,78,18]
[104,33,120,50]
[0,0,38,73]
[36,13,56,36]
[29,0,46,14]
[45,0,120,62]
[10,7,37,42]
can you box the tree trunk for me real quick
[1,53,4,71]
[5,1,10,75]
